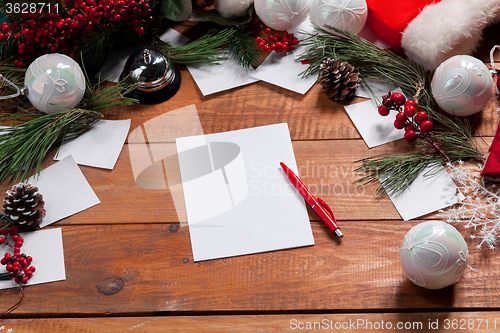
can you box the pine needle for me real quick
[0,109,102,183]
[156,27,232,66]
[156,26,259,68]
[299,25,484,195]
[0,63,139,183]
[78,72,139,111]
[226,26,260,69]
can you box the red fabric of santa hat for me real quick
[481,123,500,180]
[366,0,500,71]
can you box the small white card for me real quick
[27,155,101,228]
[176,123,314,262]
[158,28,190,47]
[355,79,398,100]
[0,228,66,289]
[188,53,259,96]
[55,119,131,170]
[385,165,463,221]
[343,88,406,148]
[251,51,316,94]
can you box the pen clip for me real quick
[317,197,343,237]
[317,197,336,221]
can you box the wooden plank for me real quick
[0,138,490,225]
[97,67,500,141]
[104,77,364,141]
[0,222,497,316]
[2,311,500,332]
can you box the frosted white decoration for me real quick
[431,55,493,117]
[215,0,254,19]
[25,53,86,114]
[310,0,367,35]
[400,221,468,290]
[254,0,310,31]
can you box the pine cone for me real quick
[319,58,361,101]
[2,184,45,229]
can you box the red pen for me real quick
[280,162,343,238]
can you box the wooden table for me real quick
[1,23,500,333]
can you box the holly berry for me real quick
[395,112,406,123]
[404,100,416,109]
[378,105,390,116]
[403,105,416,117]
[416,111,428,123]
[391,92,405,105]
[394,119,405,130]
[255,27,299,53]
[0,227,35,285]
[379,91,434,141]
[420,120,433,133]
[404,130,417,142]
[382,94,394,108]
[3,0,152,67]
[404,125,415,133]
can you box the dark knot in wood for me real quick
[96,277,125,296]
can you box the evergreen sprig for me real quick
[299,25,484,195]
[155,27,231,66]
[0,62,25,97]
[0,109,102,182]
[226,26,260,69]
[156,26,258,68]
[0,69,138,182]
[78,71,139,111]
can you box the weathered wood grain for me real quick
[1,21,500,330]
[0,137,490,225]
[0,222,497,316]
[101,69,500,140]
[2,311,500,332]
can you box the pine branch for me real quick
[0,62,25,97]
[355,154,441,196]
[226,26,260,69]
[78,69,140,111]
[299,25,431,109]
[0,109,102,183]
[155,27,237,66]
[299,25,485,195]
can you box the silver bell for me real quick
[121,47,181,104]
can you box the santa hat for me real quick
[366,0,500,71]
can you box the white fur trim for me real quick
[215,0,254,19]
[402,0,500,71]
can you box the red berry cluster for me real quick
[0,22,11,40]
[255,28,299,53]
[378,91,434,142]
[0,227,35,285]
[0,0,153,67]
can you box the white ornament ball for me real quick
[400,221,468,290]
[215,0,254,19]
[431,55,493,117]
[310,0,367,35]
[254,0,310,31]
[25,53,86,114]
